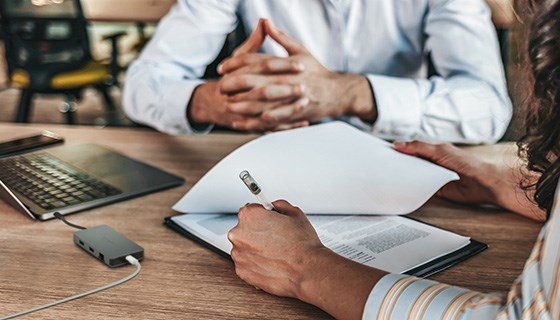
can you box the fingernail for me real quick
[217,63,224,74]
[297,84,306,95]
[300,97,310,107]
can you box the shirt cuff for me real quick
[362,273,503,320]
[365,75,423,140]
[162,79,213,135]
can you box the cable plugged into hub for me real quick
[0,213,144,319]
[74,225,144,267]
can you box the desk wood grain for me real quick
[0,124,541,319]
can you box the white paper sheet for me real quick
[171,213,471,273]
[173,122,459,215]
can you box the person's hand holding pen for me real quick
[229,171,386,320]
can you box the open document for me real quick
[173,122,459,215]
[168,213,474,274]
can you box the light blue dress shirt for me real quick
[123,0,512,144]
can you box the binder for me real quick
[164,216,487,278]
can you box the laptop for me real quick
[0,143,184,220]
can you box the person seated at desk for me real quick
[226,0,560,318]
[123,0,512,144]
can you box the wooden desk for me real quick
[0,124,542,319]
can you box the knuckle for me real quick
[260,59,271,72]
[261,111,276,123]
[261,86,272,100]
[277,75,291,84]
[241,54,253,65]
[231,102,250,114]
[227,229,237,243]
[237,75,249,87]
[233,120,248,130]
[235,266,247,281]
[409,140,421,147]
[230,74,248,88]
[435,143,452,154]
[225,103,236,112]
[238,207,248,220]
[230,248,239,260]
[218,78,229,93]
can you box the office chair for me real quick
[0,0,125,124]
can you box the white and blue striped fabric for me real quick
[363,182,560,320]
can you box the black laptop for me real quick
[0,143,184,220]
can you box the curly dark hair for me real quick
[518,0,560,218]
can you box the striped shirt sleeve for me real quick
[362,188,560,320]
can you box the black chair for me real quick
[0,0,125,124]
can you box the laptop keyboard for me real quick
[0,152,122,211]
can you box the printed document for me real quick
[171,213,471,273]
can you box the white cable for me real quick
[0,255,141,320]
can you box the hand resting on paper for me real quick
[228,200,387,320]
[393,141,545,221]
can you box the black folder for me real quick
[164,216,487,278]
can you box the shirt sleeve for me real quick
[122,0,239,135]
[365,0,512,144]
[363,210,560,320]
[362,274,504,320]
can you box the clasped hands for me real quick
[189,19,376,132]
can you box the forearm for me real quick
[364,74,512,144]
[297,247,387,320]
[123,60,205,135]
[189,81,220,125]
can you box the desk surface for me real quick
[0,124,541,319]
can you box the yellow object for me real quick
[11,62,111,89]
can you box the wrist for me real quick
[340,74,377,123]
[479,162,502,205]
[294,246,337,303]
[189,81,218,125]
[295,245,387,320]
[488,164,546,221]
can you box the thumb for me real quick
[272,200,306,218]
[263,19,307,55]
[232,18,267,57]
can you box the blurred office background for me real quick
[0,0,529,141]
